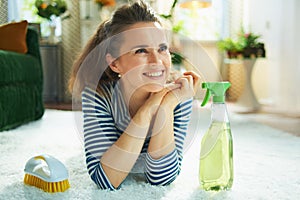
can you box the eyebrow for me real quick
[159,43,168,47]
[130,44,149,50]
[130,43,168,50]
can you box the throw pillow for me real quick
[0,20,28,54]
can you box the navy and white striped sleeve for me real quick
[81,87,118,190]
[145,99,193,185]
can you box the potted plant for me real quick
[35,0,69,21]
[35,0,70,43]
[217,38,243,59]
[218,28,266,59]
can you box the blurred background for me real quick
[1,0,299,116]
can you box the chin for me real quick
[143,83,165,93]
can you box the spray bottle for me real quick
[199,82,233,191]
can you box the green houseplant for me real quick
[35,0,69,21]
[218,28,266,59]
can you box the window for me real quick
[175,0,225,41]
[156,0,226,41]
[9,0,62,37]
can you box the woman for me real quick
[69,1,200,190]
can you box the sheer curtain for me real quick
[276,0,300,113]
[0,0,20,23]
[8,0,20,22]
[0,0,8,24]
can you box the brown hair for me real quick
[68,0,161,97]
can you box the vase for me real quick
[48,25,60,44]
[47,16,60,44]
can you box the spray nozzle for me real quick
[201,82,231,107]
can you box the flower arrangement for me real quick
[35,0,69,21]
[94,0,116,9]
[218,28,266,59]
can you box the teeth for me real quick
[145,71,163,77]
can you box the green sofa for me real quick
[0,27,44,131]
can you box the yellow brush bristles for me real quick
[24,174,70,193]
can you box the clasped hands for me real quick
[142,71,201,119]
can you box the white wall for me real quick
[245,0,300,114]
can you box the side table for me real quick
[40,42,62,103]
[225,58,260,112]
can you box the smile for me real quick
[143,70,164,78]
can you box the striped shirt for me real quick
[82,81,193,190]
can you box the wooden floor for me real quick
[44,102,72,111]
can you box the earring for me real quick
[118,74,121,78]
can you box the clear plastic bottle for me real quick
[199,82,233,191]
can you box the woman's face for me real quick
[109,22,172,93]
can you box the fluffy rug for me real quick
[0,101,299,200]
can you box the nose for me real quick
[148,50,162,65]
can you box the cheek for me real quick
[118,57,142,74]
[163,55,172,71]
[159,51,170,63]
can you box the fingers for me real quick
[183,71,201,88]
[165,71,201,103]
[147,71,201,109]
[164,83,181,91]
[174,76,188,90]
[175,74,194,89]
[183,71,201,94]
[140,71,200,118]
[164,71,200,94]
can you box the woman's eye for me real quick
[158,45,168,53]
[135,48,148,54]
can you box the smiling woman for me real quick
[68,0,200,190]
[105,23,172,93]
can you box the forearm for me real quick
[145,99,193,186]
[147,103,177,159]
[100,110,150,188]
[145,149,180,186]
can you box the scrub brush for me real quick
[24,154,70,193]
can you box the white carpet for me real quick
[0,101,299,200]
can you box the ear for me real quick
[106,53,121,74]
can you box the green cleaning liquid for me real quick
[199,82,234,191]
[199,122,233,190]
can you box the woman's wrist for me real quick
[133,108,151,126]
[161,94,179,109]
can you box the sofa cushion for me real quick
[0,20,28,54]
[0,50,42,85]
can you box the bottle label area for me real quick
[200,122,230,158]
